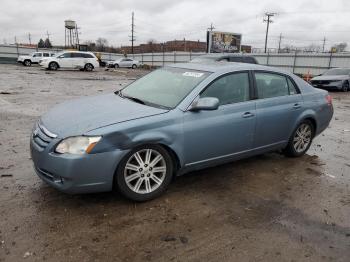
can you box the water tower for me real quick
[64,20,79,48]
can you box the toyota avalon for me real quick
[30,63,333,201]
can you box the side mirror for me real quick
[189,97,219,111]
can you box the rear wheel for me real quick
[23,60,31,66]
[115,145,173,201]
[285,120,315,157]
[132,64,137,69]
[342,81,349,92]
[114,64,119,68]
[84,63,94,71]
[49,62,58,71]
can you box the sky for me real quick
[1,0,350,51]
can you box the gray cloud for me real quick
[1,0,349,51]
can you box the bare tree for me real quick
[331,42,347,53]
[95,37,108,52]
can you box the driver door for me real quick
[57,52,73,68]
[183,71,256,166]
[32,53,42,63]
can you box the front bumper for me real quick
[30,135,127,194]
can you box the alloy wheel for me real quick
[293,123,312,153]
[124,149,167,194]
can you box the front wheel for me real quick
[114,64,119,68]
[115,145,174,201]
[284,120,315,157]
[23,60,31,66]
[49,62,58,71]
[131,64,137,69]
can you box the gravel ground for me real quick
[0,64,349,262]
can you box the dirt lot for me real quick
[0,64,349,262]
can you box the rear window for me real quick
[83,53,94,58]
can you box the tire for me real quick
[284,120,315,157]
[342,81,349,92]
[23,60,31,66]
[84,63,94,72]
[114,64,119,68]
[115,144,174,202]
[131,64,137,69]
[49,62,58,71]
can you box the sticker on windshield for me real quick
[183,72,204,78]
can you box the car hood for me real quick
[18,55,31,59]
[40,93,168,138]
[311,75,349,81]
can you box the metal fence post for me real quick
[189,50,192,61]
[162,49,165,66]
[141,53,144,64]
[152,52,154,66]
[266,51,270,65]
[328,52,333,69]
[174,52,176,63]
[292,50,298,74]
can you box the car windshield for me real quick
[323,68,350,75]
[120,67,210,109]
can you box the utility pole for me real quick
[208,23,215,32]
[322,37,326,52]
[263,12,276,53]
[28,33,32,45]
[278,33,283,53]
[46,30,51,41]
[129,11,135,54]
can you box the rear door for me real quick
[253,71,303,149]
[71,52,85,68]
[183,71,256,165]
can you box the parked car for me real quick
[310,68,350,92]
[30,63,333,201]
[107,58,140,69]
[39,51,99,71]
[190,53,259,64]
[17,52,55,66]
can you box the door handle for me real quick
[242,112,255,118]
[293,103,301,109]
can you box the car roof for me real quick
[167,62,286,74]
[199,53,254,58]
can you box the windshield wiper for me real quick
[123,95,145,105]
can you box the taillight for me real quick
[325,94,332,106]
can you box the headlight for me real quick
[55,136,101,154]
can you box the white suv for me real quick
[17,52,55,66]
[39,51,99,71]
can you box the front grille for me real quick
[32,123,57,151]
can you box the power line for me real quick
[263,12,276,53]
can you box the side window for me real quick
[255,72,289,99]
[243,57,257,64]
[200,72,250,106]
[43,53,49,57]
[287,78,299,95]
[229,57,242,62]
[83,53,94,58]
[72,53,83,58]
[33,53,42,57]
[51,53,55,57]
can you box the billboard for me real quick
[207,31,242,53]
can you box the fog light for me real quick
[53,176,64,184]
